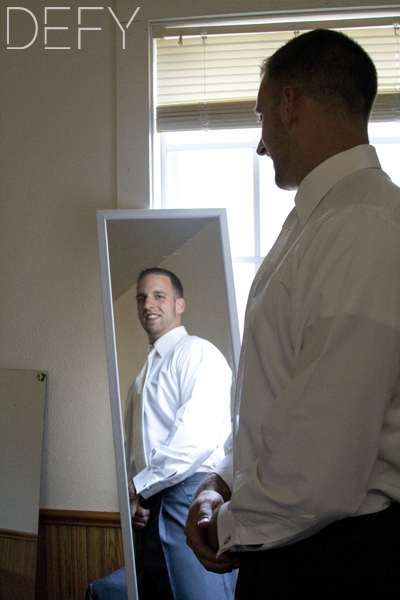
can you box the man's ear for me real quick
[280,85,299,126]
[176,297,186,315]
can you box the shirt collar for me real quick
[294,144,381,228]
[152,326,188,358]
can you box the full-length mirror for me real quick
[97,209,241,600]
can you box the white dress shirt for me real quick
[216,145,400,554]
[125,326,233,499]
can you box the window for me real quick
[152,14,400,331]
[156,123,400,332]
[154,19,400,131]
[156,128,294,330]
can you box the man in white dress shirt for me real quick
[125,267,236,600]
[185,29,400,599]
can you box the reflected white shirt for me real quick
[125,326,233,499]
[216,145,400,553]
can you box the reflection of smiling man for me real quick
[136,270,185,344]
[124,267,236,600]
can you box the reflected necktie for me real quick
[132,345,157,474]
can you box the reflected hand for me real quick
[128,479,150,530]
[131,503,151,530]
[184,488,240,574]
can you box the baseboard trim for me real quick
[39,509,121,528]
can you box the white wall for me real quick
[1,0,397,513]
[1,1,119,511]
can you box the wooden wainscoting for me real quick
[35,510,125,600]
[0,529,38,600]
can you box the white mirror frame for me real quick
[97,208,241,599]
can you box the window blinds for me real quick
[155,24,400,131]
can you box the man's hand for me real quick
[184,474,240,574]
[131,503,151,530]
[128,480,150,531]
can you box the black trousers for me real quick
[235,502,400,600]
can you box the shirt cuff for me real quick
[133,468,162,498]
[216,501,265,556]
[214,451,233,491]
[216,501,240,555]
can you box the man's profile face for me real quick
[136,274,185,344]
[255,74,294,191]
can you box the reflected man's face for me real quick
[136,274,185,344]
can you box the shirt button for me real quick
[224,535,231,544]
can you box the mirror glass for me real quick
[97,209,241,600]
[0,368,47,600]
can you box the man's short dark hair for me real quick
[261,29,377,121]
[137,267,184,299]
